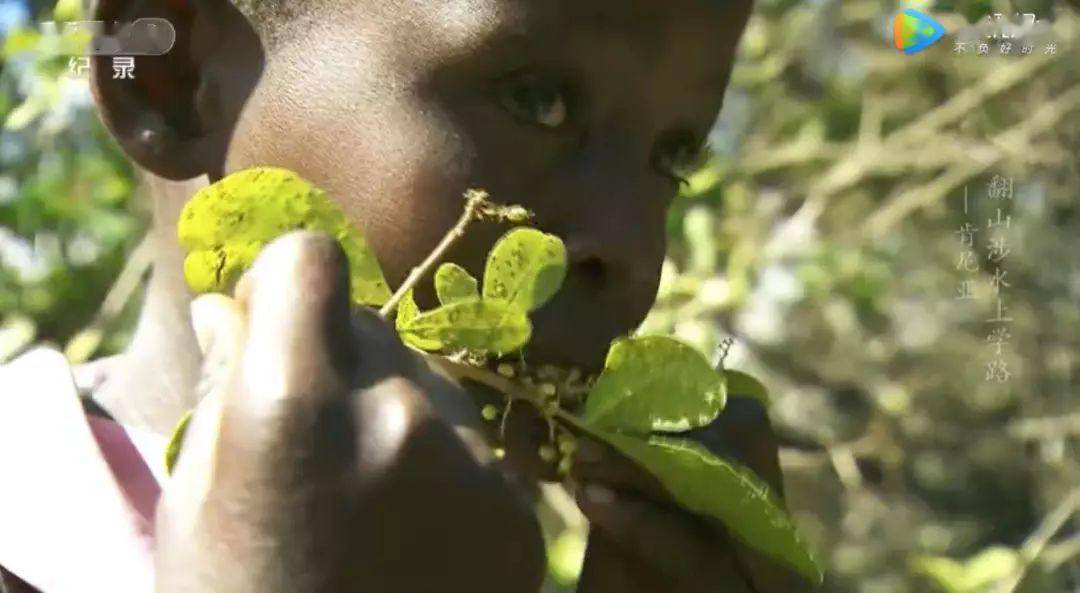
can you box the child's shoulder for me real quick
[0,349,159,593]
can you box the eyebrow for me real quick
[475,16,663,71]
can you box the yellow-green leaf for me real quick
[435,263,479,305]
[164,409,194,476]
[912,547,1020,593]
[483,228,567,312]
[601,432,823,585]
[395,289,443,351]
[399,299,531,354]
[177,167,391,306]
[725,369,770,406]
[582,336,726,435]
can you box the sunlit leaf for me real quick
[177,167,391,306]
[164,409,193,476]
[725,369,770,406]
[912,547,1020,593]
[435,262,479,305]
[582,336,726,435]
[399,299,531,354]
[2,29,41,58]
[483,228,566,312]
[395,289,443,351]
[3,98,43,131]
[547,530,587,585]
[600,432,823,585]
[64,327,103,364]
[0,315,37,364]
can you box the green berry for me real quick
[539,383,558,397]
[558,437,578,456]
[539,445,557,463]
[481,404,500,422]
[496,363,516,378]
[557,456,573,476]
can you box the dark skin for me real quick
[75,0,811,591]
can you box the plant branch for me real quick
[1009,413,1080,441]
[788,52,1061,230]
[861,84,1080,238]
[379,190,489,319]
[64,234,154,363]
[991,488,1080,593]
[424,353,598,436]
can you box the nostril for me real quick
[575,256,608,285]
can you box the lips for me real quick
[523,280,649,373]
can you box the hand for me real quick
[158,231,545,593]
[569,399,811,593]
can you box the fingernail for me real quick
[190,294,243,357]
[584,483,616,506]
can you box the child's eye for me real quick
[497,76,569,129]
[652,135,703,186]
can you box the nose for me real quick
[538,192,668,308]
[541,144,669,296]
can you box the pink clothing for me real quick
[0,349,166,593]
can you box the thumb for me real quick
[190,293,245,402]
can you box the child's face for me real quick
[223,0,751,369]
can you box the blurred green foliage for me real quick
[3,0,1078,592]
[1,0,141,361]
[641,1,1079,592]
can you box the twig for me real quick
[64,234,154,363]
[424,353,597,437]
[789,52,1060,229]
[1042,533,1080,572]
[829,446,865,492]
[1009,413,1080,441]
[378,190,489,319]
[861,84,1080,238]
[991,489,1080,593]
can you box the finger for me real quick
[198,231,359,482]
[233,230,357,401]
[686,397,786,497]
[569,437,667,501]
[190,294,244,357]
[190,294,245,401]
[574,482,748,589]
[499,401,561,481]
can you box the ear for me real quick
[90,0,264,180]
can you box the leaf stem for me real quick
[379,190,490,319]
[423,353,598,437]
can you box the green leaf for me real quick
[435,263,479,305]
[483,228,567,312]
[395,289,443,351]
[600,432,823,585]
[177,167,392,306]
[164,409,194,476]
[912,547,1020,593]
[725,369,770,406]
[2,29,41,58]
[3,97,44,131]
[582,336,726,435]
[398,299,531,354]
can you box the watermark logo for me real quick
[893,8,946,54]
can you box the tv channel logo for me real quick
[893,8,946,54]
